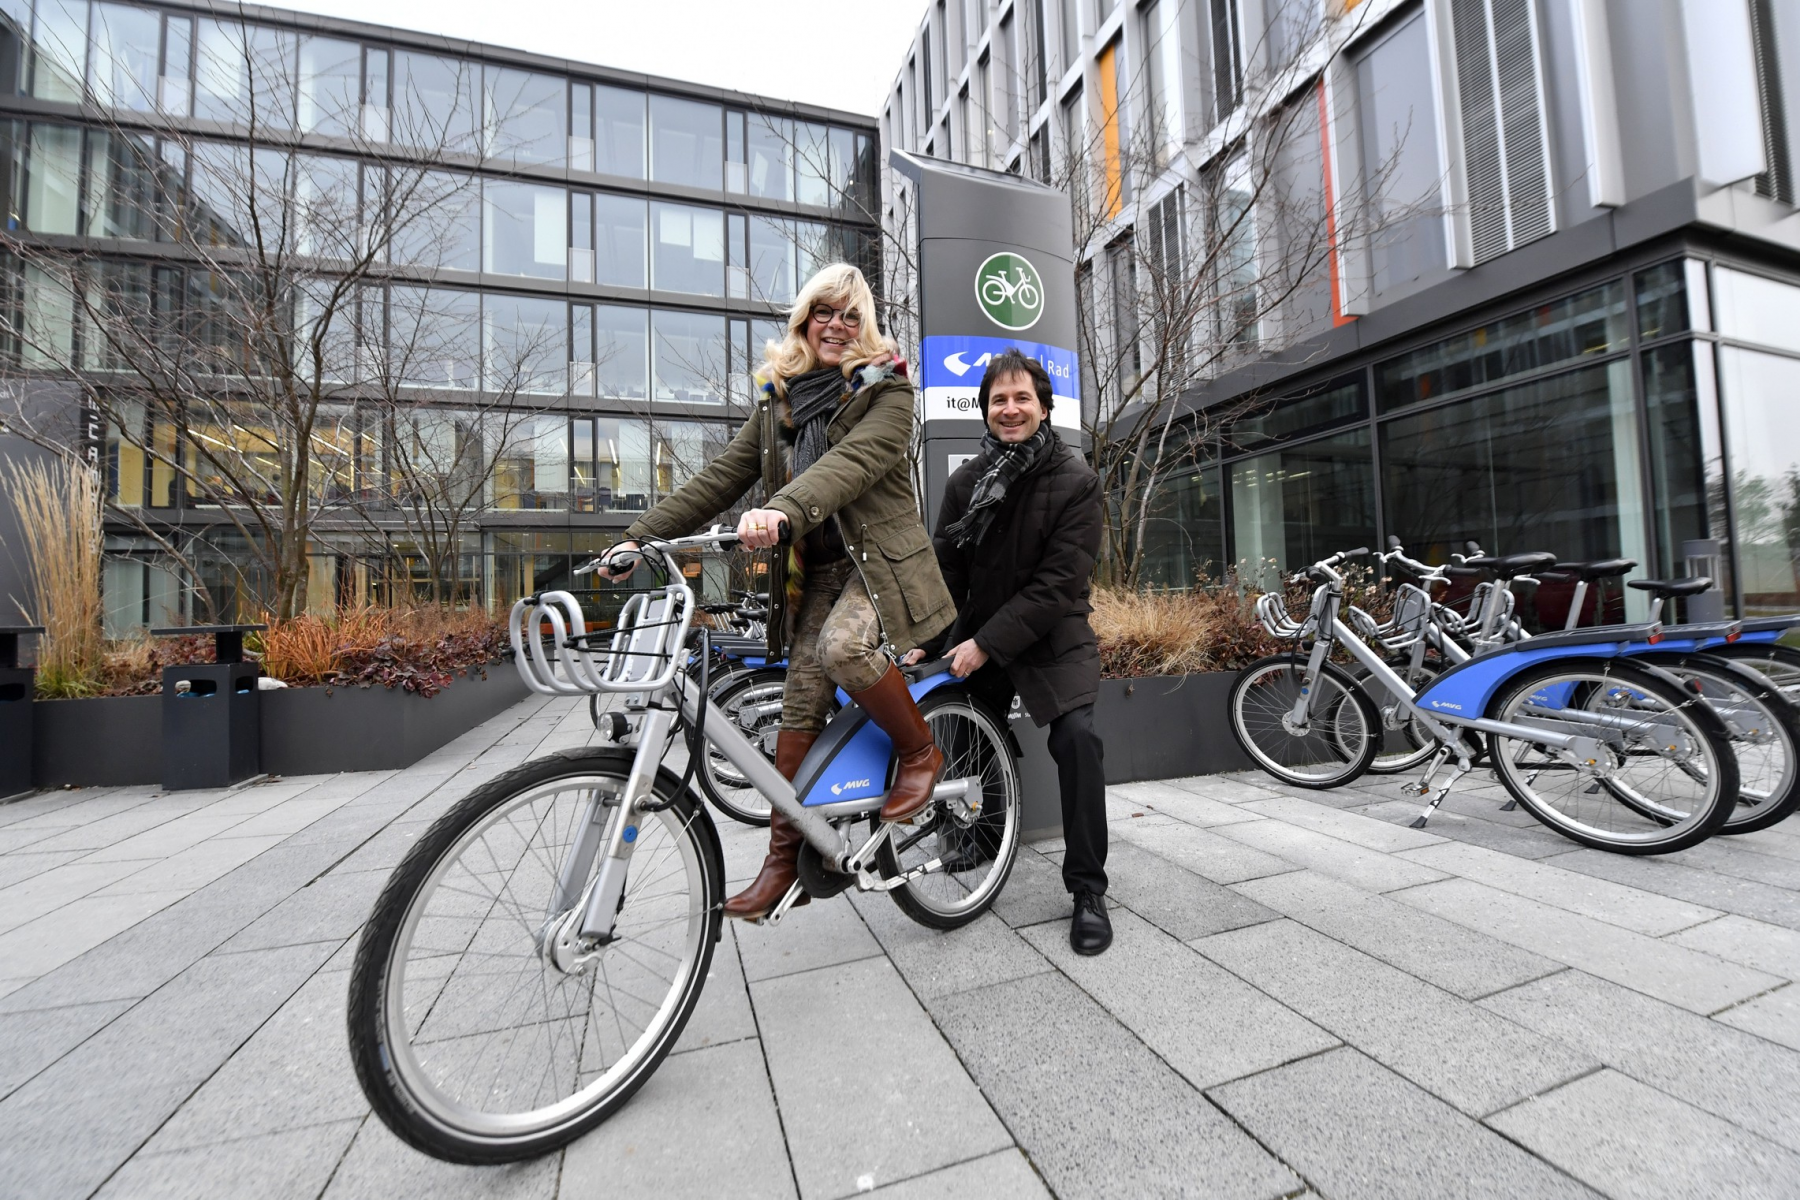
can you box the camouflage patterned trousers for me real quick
[781,558,888,733]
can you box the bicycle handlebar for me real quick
[575,523,791,577]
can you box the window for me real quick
[998,14,1020,143]
[388,170,480,272]
[29,0,84,103]
[747,215,794,303]
[483,180,567,280]
[25,122,81,234]
[747,113,792,200]
[653,310,725,403]
[491,414,568,510]
[1215,155,1257,346]
[1719,344,1800,615]
[650,95,722,190]
[570,416,651,512]
[88,3,159,112]
[1356,10,1445,296]
[594,193,646,288]
[570,82,593,171]
[653,420,729,497]
[595,304,648,400]
[795,121,831,206]
[297,36,360,137]
[650,201,724,296]
[1108,237,1139,383]
[1375,281,1629,409]
[1713,265,1800,354]
[484,68,565,165]
[1060,85,1085,201]
[1141,0,1181,166]
[160,15,190,116]
[1027,0,1049,108]
[1230,378,1364,451]
[1210,0,1242,118]
[83,128,161,240]
[1263,0,1319,70]
[1058,0,1080,75]
[392,52,479,155]
[1449,0,1553,263]
[483,293,567,394]
[387,286,480,389]
[595,85,646,178]
[194,22,296,130]
[293,154,360,259]
[1231,428,1376,590]
[1139,463,1224,586]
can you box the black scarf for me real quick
[784,365,847,478]
[945,425,1055,549]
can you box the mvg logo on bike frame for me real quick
[974,251,1045,331]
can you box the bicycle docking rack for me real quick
[152,624,266,791]
[0,626,44,799]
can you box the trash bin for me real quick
[153,625,266,791]
[0,626,42,800]
[1682,539,1726,623]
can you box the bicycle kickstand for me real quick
[1403,747,1473,829]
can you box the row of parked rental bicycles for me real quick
[1228,538,1800,855]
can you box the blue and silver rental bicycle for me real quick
[1229,548,1740,856]
[346,528,1021,1164]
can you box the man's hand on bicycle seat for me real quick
[593,540,641,582]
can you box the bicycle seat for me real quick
[1552,558,1637,581]
[1463,552,1559,579]
[1627,577,1712,598]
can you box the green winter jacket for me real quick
[625,360,954,659]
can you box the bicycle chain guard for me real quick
[795,839,858,899]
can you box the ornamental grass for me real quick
[2,457,105,697]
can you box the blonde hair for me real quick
[761,263,888,395]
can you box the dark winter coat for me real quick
[625,362,954,659]
[931,434,1103,725]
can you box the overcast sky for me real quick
[275,0,922,117]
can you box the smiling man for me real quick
[908,348,1110,954]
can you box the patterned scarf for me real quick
[784,365,847,479]
[945,425,1056,550]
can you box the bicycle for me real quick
[979,267,1041,310]
[1229,548,1739,855]
[346,527,1022,1164]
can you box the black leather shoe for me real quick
[1070,890,1112,956]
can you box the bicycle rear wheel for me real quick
[879,691,1021,930]
[1349,658,1445,775]
[1486,659,1737,854]
[1708,642,1800,702]
[347,749,724,1163]
[1229,656,1380,788]
[1652,654,1800,834]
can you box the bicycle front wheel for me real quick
[1230,656,1380,788]
[347,749,724,1163]
[879,691,1021,930]
[1653,653,1800,834]
[1487,660,1737,854]
[1349,657,1446,775]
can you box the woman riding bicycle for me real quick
[597,262,955,920]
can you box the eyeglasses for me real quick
[808,303,862,329]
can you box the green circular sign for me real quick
[974,251,1045,332]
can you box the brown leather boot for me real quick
[722,730,817,920]
[856,665,946,824]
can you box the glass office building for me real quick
[0,0,878,629]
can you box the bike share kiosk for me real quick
[0,626,43,799]
[152,624,265,790]
[890,151,1083,835]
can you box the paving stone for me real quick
[0,849,87,891]
[1022,908,1337,1089]
[1732,825,1800,862]
[560,1039,795,1200]
[673,920,759,1053]
[0,858,158,935]
[1232,870,1563,999]
[733,892,883,983]
[0,888,190,981]
[848,894,1052,1000]
[0,941,334,1199]
[1397,841,1718,934]
[1107,781,1265,827]
[322,1117,561,1199]
[94,1118,361,1200]
[1486,1069,1800,1199]
[926,971,1300,1200]
[865,1149,1050,1198]
[1238,793,1446,852]
[1113,818,1297,885]
[990,847,1077,928]
[0,998,132,1098]
[323,820,435,875]
[1665,914,1800,980]
[214,869,388,954]
[1210,819,1450,892]
[1395,877,1783,1013]
[1715,984,1800,1049]
[1105,841,1279,941]
[1479,969,1800,1153]
[1550,847,1800,931]
[1672,839,1800,890]
[1356,799,1596,858]
[755,956,1010,1200]
[1194,919,1595,1116]
[1208,1047,1598,1200]
[1162,772,1287,802]
[94,834,287,897]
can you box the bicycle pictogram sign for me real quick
[974,251,1045,331]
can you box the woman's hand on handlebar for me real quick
[900,648,927,666]
[594,539,640,581]
[737,508,789,550]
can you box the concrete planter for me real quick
[1014,671,1250,838]
[30,665,528,788]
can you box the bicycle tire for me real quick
[1707,642,1800,701]
[879,691,1021,930]
[1654,653,1800,834]
[347,748,724,1164]
[1486,658,1737,854]
[696,667,788,826]
[1346,657,1446,775]
[1229,656,1381,789]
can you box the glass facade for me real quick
[1142,260,1800,626]
[0,0,879,620]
